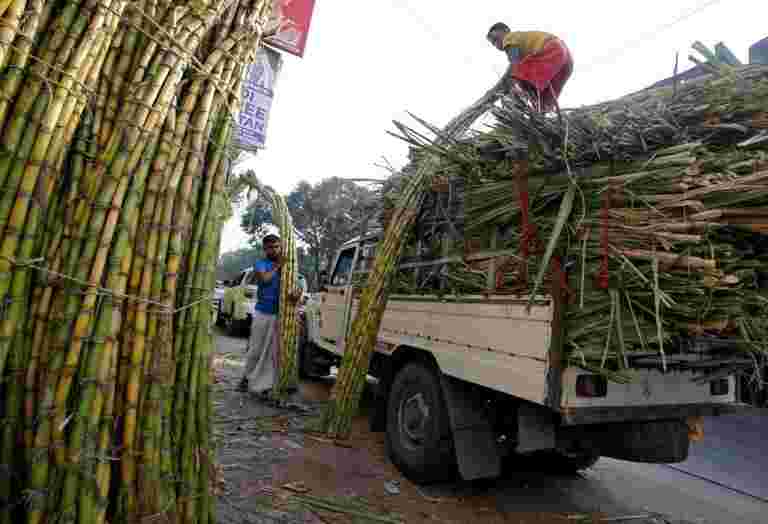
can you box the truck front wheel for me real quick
[385,362,456,483]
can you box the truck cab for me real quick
[303,233,745,484]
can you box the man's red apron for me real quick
[512,38,573,112]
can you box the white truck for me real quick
[301,232,746,484]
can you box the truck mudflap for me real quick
[559,419,692,463]
[559,402,750,426]
[439,375,502,480]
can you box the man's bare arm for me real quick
[506,46,522,66]
[255,258,283,283]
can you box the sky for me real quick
[220,0,767,254]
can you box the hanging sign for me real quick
[264,0,317,58]
[233,47,282,151]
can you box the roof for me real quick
[751,37,768,65]
[340,229,383,249]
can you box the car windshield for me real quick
[245,271,259,286]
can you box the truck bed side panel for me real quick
[363,296,554,405]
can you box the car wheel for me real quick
[226,313,248,337]
[385,362,456,484]
[297,326,311,379]
[214,302,225,326]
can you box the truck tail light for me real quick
[576,374,607,398]
[710,378,729,396]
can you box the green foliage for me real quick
[216,246,264,281]
[240,176,375,279]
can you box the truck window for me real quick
[357,243,377,272]
[331,247,355,286]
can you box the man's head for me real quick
[262,234,281,261]
[487,22,510,51]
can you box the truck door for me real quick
[319,245,357,345]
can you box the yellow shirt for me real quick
[502,31,555,56]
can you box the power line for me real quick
[580,0,725,73]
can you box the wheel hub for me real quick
[399,392,430,448]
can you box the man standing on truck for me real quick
[486,23,573,114]
[237,233,302,396]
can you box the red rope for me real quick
[598,186,612,289]
[550,256,572,300]
[516,161,537,286]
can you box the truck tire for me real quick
[214,302,225,327]
[385,362,456,483]
[297,327,312,379]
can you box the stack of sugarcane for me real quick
[0,1,273,523]
[383,50,768,383]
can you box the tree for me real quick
[241,177,375,287]
[216,246,265,281]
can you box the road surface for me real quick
[216,330,767,523]
[419,412,768,523]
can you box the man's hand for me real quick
[288,288,303,304]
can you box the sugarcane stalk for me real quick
[0,1,275,521]
[321,77,508,438]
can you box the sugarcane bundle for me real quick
[0,1,274,523]
[318,75,511,439]
[384,54,768,383]
[239,173,301,398]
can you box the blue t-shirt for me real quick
[254,259,280,315]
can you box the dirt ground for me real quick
[211,331,646,524]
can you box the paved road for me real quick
[671,411,768,501]
[424,413,768,523]
[485,455,767,523]
[216,331,767,523]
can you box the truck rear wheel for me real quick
[385,362,456,483]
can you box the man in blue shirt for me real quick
[237,234,302,395]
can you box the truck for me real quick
[301,231,746,484]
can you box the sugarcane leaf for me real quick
[610,288,628,369]
[652,257,668,371]
[626,289,648,353]
[527,182,577,310]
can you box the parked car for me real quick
[218,269,308,337]
[212,280,226,326]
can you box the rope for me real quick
[516,159,534,286]
[0,255,212,316]
[598,185,612,289]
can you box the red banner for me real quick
[265,0,316,58]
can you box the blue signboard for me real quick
[233,47,282,151]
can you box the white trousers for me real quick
[243,311,280,393]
